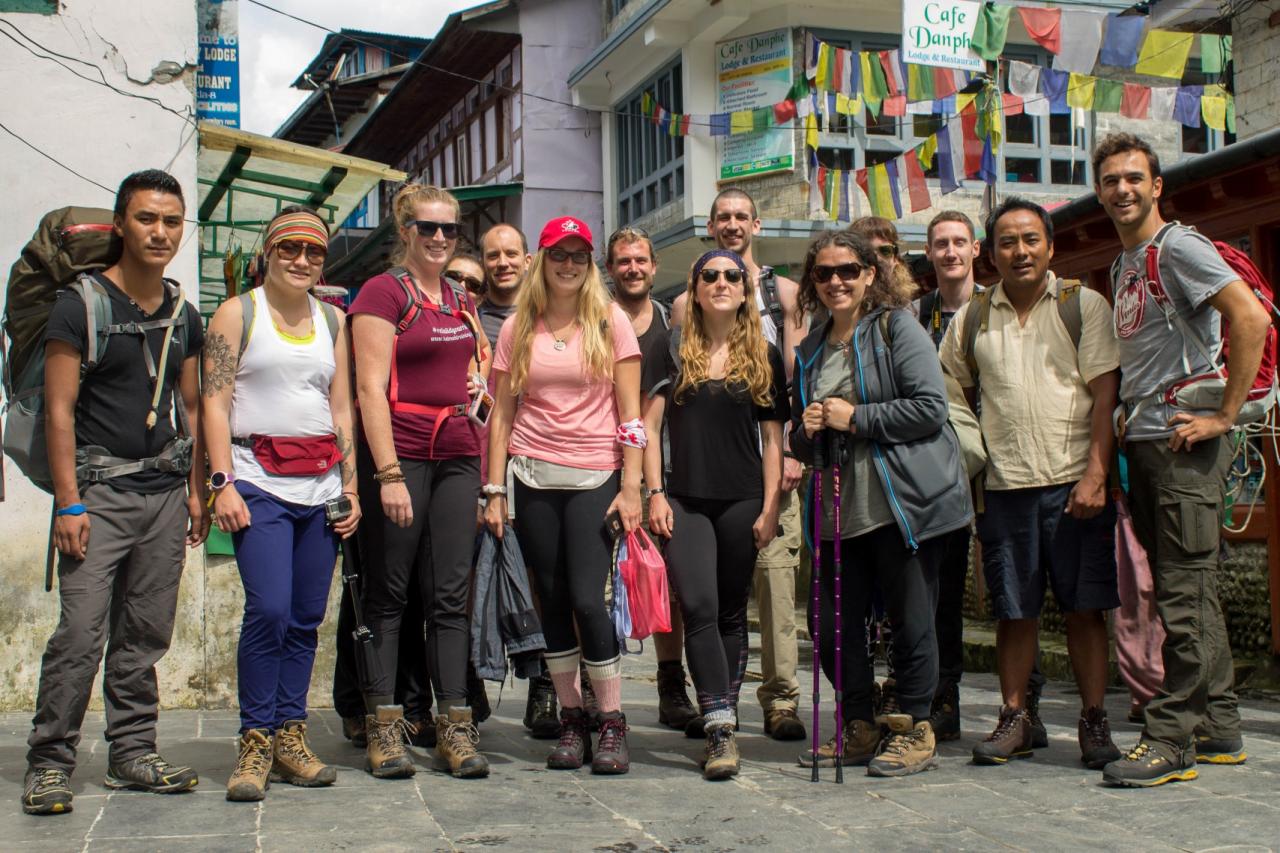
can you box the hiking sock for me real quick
[584,655,623,714]
[546,648,584,709]
[364,693,394,716]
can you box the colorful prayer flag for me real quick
[1201,35,1232,75]
[1136,30,1193,79]
[971,3,1012,60]
[1067,74,1096,110]
[904,148,931,213]
[1120,83,1151,119]
[1018,7,1062,55]
[774,99,797,124]
[1100,14,1146,68]
[936,117,964,194]
[1053,10,1106,74]
[1093,79,1124,113]
[730,109,753,135]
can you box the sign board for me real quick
[197,0,241,127]
[716,28,794,181]
[901,0,984,72]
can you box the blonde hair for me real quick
[506,249,615,394]
[390,183,460,266]
[676,257,775,408]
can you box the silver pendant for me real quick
[553,340,567,351]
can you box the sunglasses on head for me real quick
[408,220,460,239]
[445,271,484,292]
[273,240,327,264]
[698,267,745,285]
[811,262,868,283]
[875,243,899,258]
[547,247,592,265]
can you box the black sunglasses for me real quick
[273,240,327,264]
[547,247,592,265]
[409,220,459,239]
[875,243,899,258]
[445,272,484,292]
[811,262,868,283]
[698,268,745,285]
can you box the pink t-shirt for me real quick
[493,302,640,470]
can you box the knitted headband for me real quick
[691,249,747,282]
[265,211,329,251]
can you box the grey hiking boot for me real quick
[1103,738,1198,787]
[1078,707,1121,769]
[972,706,1033,765]
[22,767,73,815]
[105,752,198,793]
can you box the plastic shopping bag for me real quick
[619,529,672,640]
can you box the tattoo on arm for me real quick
[336,425,355,486]
[203,331,236,397]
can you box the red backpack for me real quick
[1115,222,1279,424]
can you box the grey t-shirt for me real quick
[812,342,894,540]
[1112,226,1238,440]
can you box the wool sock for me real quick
[545,648,583,709]
[584,655,623,714]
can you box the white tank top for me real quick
[231,287,342,506]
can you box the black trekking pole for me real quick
[340,535,383,696]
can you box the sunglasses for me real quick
[547,247,592,265]
[875,244,899,258]
[698,268,745,285]
[811,262,868,283]
[409,220,460,239]
[273,241,327,264]
[445,272,484,292]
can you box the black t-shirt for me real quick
[635,300,670,373]
[643,329,790,501]
[44,273,204,493]
[477,300,515,349]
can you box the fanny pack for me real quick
[233,434,341,477]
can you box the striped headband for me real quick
[265,211,330,250]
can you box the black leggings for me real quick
[664,495,760,718]
[813,525,943,723]
[357,443,479,708]
[514,474,620,662]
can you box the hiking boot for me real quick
[365,705,416,779]
[929,681,961,742]
[405,714,437,749]
[1194,733,1247,765]
[798,718,881,767]
[972,706,1032,765]
[468,673,491,724]
[436,707,490,778]
[226,729,273,802]
[272,720,336,787]
[22,767,73,815]
[1025,690,1049,749]
[656,661,700,731]
[580,663,602,729]
[592,712,630,775]
[1103,738,1198,787]
[702,724,740,780]
[868,717,940,777]
[547,707,593,769]
[342,715,367,748]
[1078,707,1121,769]
[764,708,807,741]
[105,752,198,793]
[524,675,560,739]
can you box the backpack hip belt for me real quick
[75,435,194,485]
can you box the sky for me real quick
[238,0,476,135]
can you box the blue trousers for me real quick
[232,481,339,732]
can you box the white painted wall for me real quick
[0,0,200,709]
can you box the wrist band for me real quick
[616,418,647,449]
[481,483,508,496]
[647,487,666,497]
[56,503,86,517]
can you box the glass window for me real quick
[615,58,685,223]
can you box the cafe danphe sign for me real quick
[902,0,984,72]
[717,28,795,181]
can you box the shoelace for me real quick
[707,728,732,758]
[557,716,586,749]
[597,718,627,752]
[377,717,414,755]
[443,720,480,753]
[236,739,272,775]
[880,728,924,758]
[32,768,68,789]
[136,753,178,774]
[984,712,1024,743]
[277,728,319,763]
[1081,715,1110,746]
[1125,742,1153,761]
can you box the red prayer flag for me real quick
[854,167,869,200]
[831,48,844,92]
[1018,7,1062,55]
[932,66,958,98]
[774,99,797,124]
[879,51,900,96]
[960,101,983,179]
[882,95,906,116]
[1002,92,1024,116]
[1120,83,1151,119]
[904,149,932,213]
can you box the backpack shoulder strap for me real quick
[1145,221,1182,299]
[878,310,894,351]
[387,266,422,335]
[75,274,112,371]
[652,298,670,330]
[961,288,991,383]
[759,267,784,337]
[918,289,937,330]
[1055,279,1084,351]
[317,299,340,345]
[237,290,255,358]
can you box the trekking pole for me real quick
[810,448,823,782]
[831,453,844,785]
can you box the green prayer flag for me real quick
[1093,79,1124,113]
[971,4,1012,61]
[1200,35,1232,75]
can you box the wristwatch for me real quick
[209,471,236,491]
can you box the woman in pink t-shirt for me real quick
[485,216,642,775]
[349,184,491,781]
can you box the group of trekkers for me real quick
[18,130,1260,816]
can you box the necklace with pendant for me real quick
[827,335,853,356]
[549,318,574,350]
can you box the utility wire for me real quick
[0,120,114,194]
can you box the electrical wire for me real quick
[0,119,114,194]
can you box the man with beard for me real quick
[1093,133,1267,786]
[605,227,701,736]
[673,188,808,741]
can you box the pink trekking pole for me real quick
[810,468,822,782]
[832,459,844,784]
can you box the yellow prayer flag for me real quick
[816,43,830,90]
[1136,30,1194,79]
[1202,96,1227,131]
[847,95,863,115]
[860,52,874,100]
[956,93,976,112]
[835,93,850,115]
[1067,74,1096,110]
[805,112,819,151]
[730,110,753,135]
[870,163,895,219]
[918,135,937,171]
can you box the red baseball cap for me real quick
[539,216,594,251]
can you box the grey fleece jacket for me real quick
[789,306,973,550]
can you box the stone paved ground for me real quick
[2,636,1278,853]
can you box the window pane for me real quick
[1182,125,1210,154]
[1048,114,1083,147]
[1005,157,1041,183]
[1006,113,1036,145]
[817,147,856,170]
[912,114,942,138]
[1050,159,1087,185]
[865,107,895,136]
[865,148,898,166]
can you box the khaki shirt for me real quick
[939,274,1119,491]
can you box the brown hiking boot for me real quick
[656,661,700,732]
[271,720,336,787]
[1078,707,1122,769]
[365,705,416,779]
[227,729,273,802]
[973,706,1033,765]
[591,712,630,775]
[405,715,437,749]
[798,718,881,768]
[763,708,807,741]
[435,707,490,778]
[547,707,593,769]
[701,724,740,780]
[341,715,367,748]
[868,717,939,777]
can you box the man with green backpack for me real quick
[10,170,207,816]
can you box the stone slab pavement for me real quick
[1,635,1278,853]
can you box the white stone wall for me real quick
[0,0,202,710]
[1232,0,1280,141]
